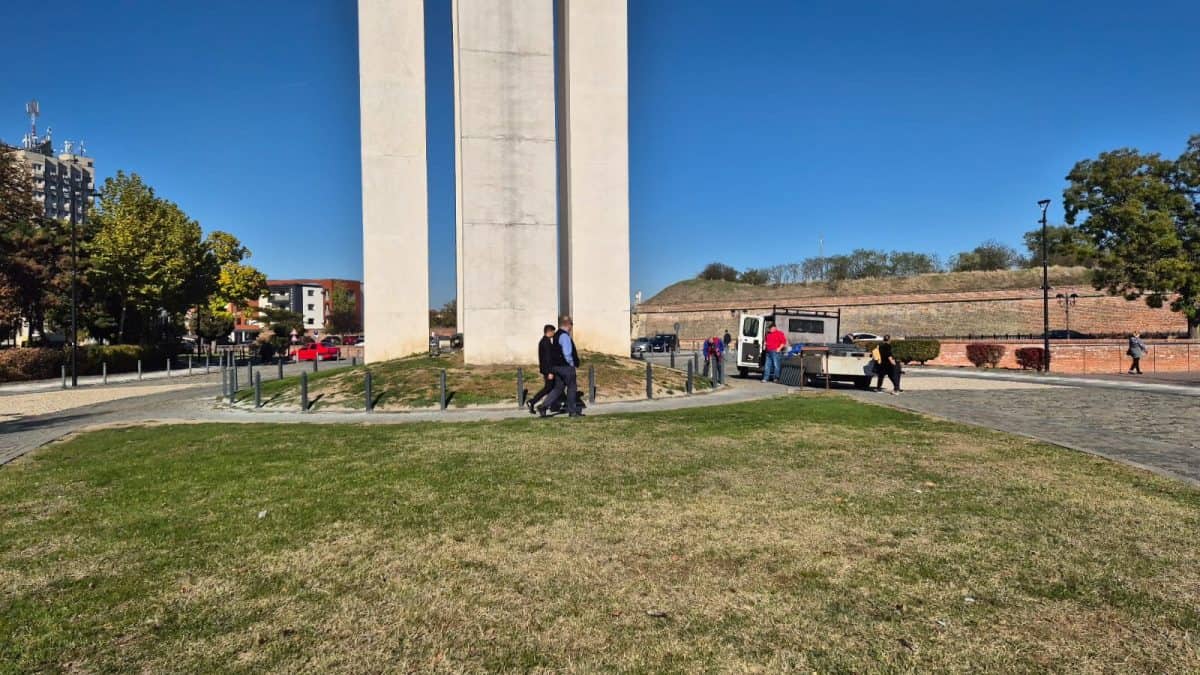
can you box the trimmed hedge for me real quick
[854,339,942,365]
[966,343,1006,368]
[1014,346,1047,371]
[0,348,66,382]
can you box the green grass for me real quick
[2,396,1198,672]
[645,266,1094,306]
[240,351,711,411]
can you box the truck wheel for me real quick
[738,367,749,378]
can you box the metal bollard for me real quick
[645,362,653,400]
[166,358,172,379]
[61,365,67,389]
[246,361,252,385]
[277,359,284,381]
[670,350,676,369]
[254,372,262,408]
[364,370,373,413]
[221,363,228,397]
[439,369,447,411]
[517,368,525,407]
[300,371,309,412]
[205,354,210,374]
[102,361,108,384]
[693,351,699,374]
[137,359,142,380]
[686,360,694,394]
[187,355,193,376]
[313,356,318,373]
[229,363,238,404]
[588,365,596,404]
[351,356,357,367]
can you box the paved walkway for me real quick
[844,372,1200,487]
[0,358,354,395]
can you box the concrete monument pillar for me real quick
[358,0,430,362]
[556,0,631,354]
[453,0,560,364]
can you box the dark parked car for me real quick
[650,333,678,352]
[1047,330,1091,339]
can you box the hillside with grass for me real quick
[645,267,1094,307]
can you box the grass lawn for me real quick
[244,351,709,411]
[2,396,1198,672]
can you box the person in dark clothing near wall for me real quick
[538,316,583,418]
[874,334,902,394]
[527,324,558,414]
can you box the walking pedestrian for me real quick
[1127,332,1147,374]
[527,324,558,414]
[874,334,901,394]
[539,316,582,418]
[723,329,733,351]
[762,323,787,382]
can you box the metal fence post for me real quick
[588,365,596,404]
[645,362,653,400]
[137,359,142,380]
[277,359,284,380]
[517,368,525,407]
[686,360,694,394]
[254,372,262,408]
[61,365,67,389]
[439,369,447,411]
[300,371,309,412]
[102,361,107,385]
[364,370,373,413]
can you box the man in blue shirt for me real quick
[538,316,582,417]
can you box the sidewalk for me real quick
[913,366,1200,397]
[0,358,355,395]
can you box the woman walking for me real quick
[1127,332,1147,374]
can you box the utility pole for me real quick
[1038,199,1051,372]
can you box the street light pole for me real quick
[1038,199,1052,372]
[69,215,79,387]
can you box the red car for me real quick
[295,342,340,362]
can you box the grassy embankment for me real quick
[240,351,710,411]
[2,395,1197,672]
[646,266,1094,306]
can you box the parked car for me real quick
[1047,329,1091,339]
[631,337,652,357]
[320,336,342,347]
[650,333,678,352]
[842,332,883,343]
[295,342,340,362]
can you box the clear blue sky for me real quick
[3,1,1197,305]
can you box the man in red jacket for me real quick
[762,323,787,382]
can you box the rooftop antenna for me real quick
[78,139,87,156]
[818,235,824,259]
[25,99,39,140]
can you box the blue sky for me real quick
[2,1,1197,305]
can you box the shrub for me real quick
[965,343,1006,367]
[893,339,941,364]
[0,348,66,382]
[78,344,182,375]
[1014,346,1047,371]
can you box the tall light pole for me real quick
[70,215,78,387]
[1038,199,1052,372]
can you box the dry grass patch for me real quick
[1,396,1198,672]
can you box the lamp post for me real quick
[69,214,78,387]
[1038,199,1052,372]
[1056,292,1079,339]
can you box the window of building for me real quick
[307,289,314,296]
[306,318,314,325]
[307,304,314,311]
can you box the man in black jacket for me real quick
[527,324,557,414]
[539,316,582,418]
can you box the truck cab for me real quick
[734,308,840,377]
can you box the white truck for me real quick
[734,307,875,388]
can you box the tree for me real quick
[1022,225,1095,268]
[87,172,210,343]
[697,262,739,282]
[258,306,305,352]
[325,285,362,334]
[949,240,1021,272]
[888,251,942,277]
[196,309,234,344]
[738,268,769,285]
[1063,135,1200,337]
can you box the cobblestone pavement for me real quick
[845,373,1200,487]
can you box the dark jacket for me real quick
[551,329,579,368]
[537,335,555,375]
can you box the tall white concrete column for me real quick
[358,0,430,362]
[453,0,560,364]
[557,0,631,354]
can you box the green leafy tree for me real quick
[258,306,305,352]
[324,285,362,334]
[950,240,1021,272]
[429,298,457,329]
[196,309,234,344]
[1022,225,1096,268]
[1063,135,1200,337]
[87,171,211,343]
[697,262,739,282]
[737,268,769,285]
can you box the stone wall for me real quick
[634,285,1187,348]
[929,340,1198,373]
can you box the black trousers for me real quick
[542,366,579,414]
[1129,357,1142,373]
[875,362,901,391]
[529,373,555,405]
